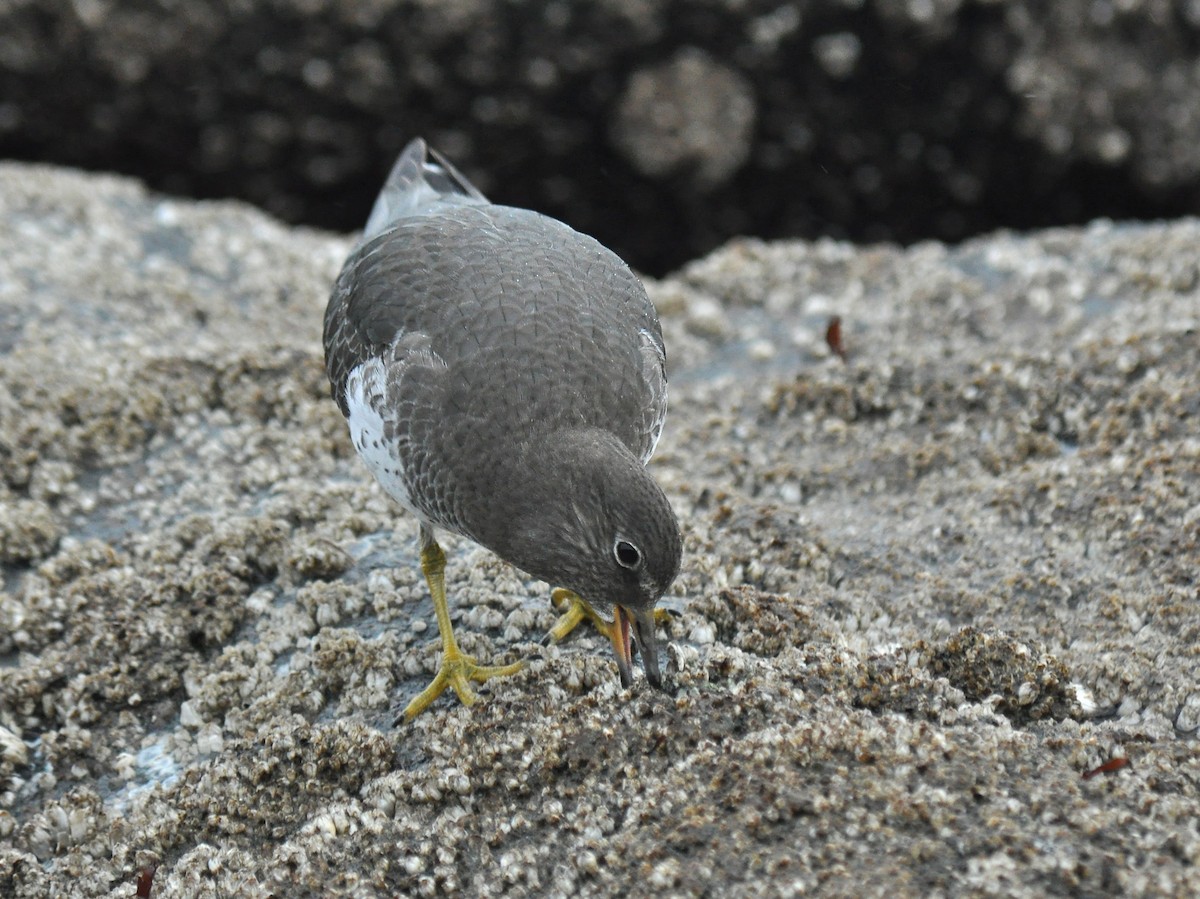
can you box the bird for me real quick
[322,138,682,720]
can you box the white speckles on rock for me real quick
[0,498,62,564]
[195,725,224,755]
[0,724,27,766]
[179,700,203,729]
[4,165,1200,898]
[813,32,862,79]
[684,295,731,339]
[648,856,684,889]
[439,767,472,796]
[461,605,505,631]
[690,622,716,645]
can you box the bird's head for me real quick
[500,428,682,688]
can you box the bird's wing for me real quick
[638,326,668,463]
[337,328,450,525]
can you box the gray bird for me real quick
[323,139,682,719]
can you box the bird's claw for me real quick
[401,649,524,721]
[547,588,611,644]
[545,587,672,644]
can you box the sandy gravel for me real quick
[1,163,1198,897]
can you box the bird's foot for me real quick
[545,588,671,644]
[402,649,524,721]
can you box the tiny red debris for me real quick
[1082,757,1130,779]
[136,865,157,898]
[825,315,847,361]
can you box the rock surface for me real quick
[1,164,1199,897]
[4,0,1200,273]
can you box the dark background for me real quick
[4,0,1196,275]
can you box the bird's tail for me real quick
[362,138,489,240]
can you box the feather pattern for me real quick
[323,140,670,548]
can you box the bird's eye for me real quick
[614,539,642,570]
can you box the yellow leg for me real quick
[402,537,524,721]
[546,588,671,644]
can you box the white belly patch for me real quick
[344,357,418,516]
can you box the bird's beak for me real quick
[610,605,663,690]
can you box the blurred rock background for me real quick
[3,0,1197,274]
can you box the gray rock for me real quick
[1,164,1199,896]
[610,47,757,189]
[1007,0,1200,185]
